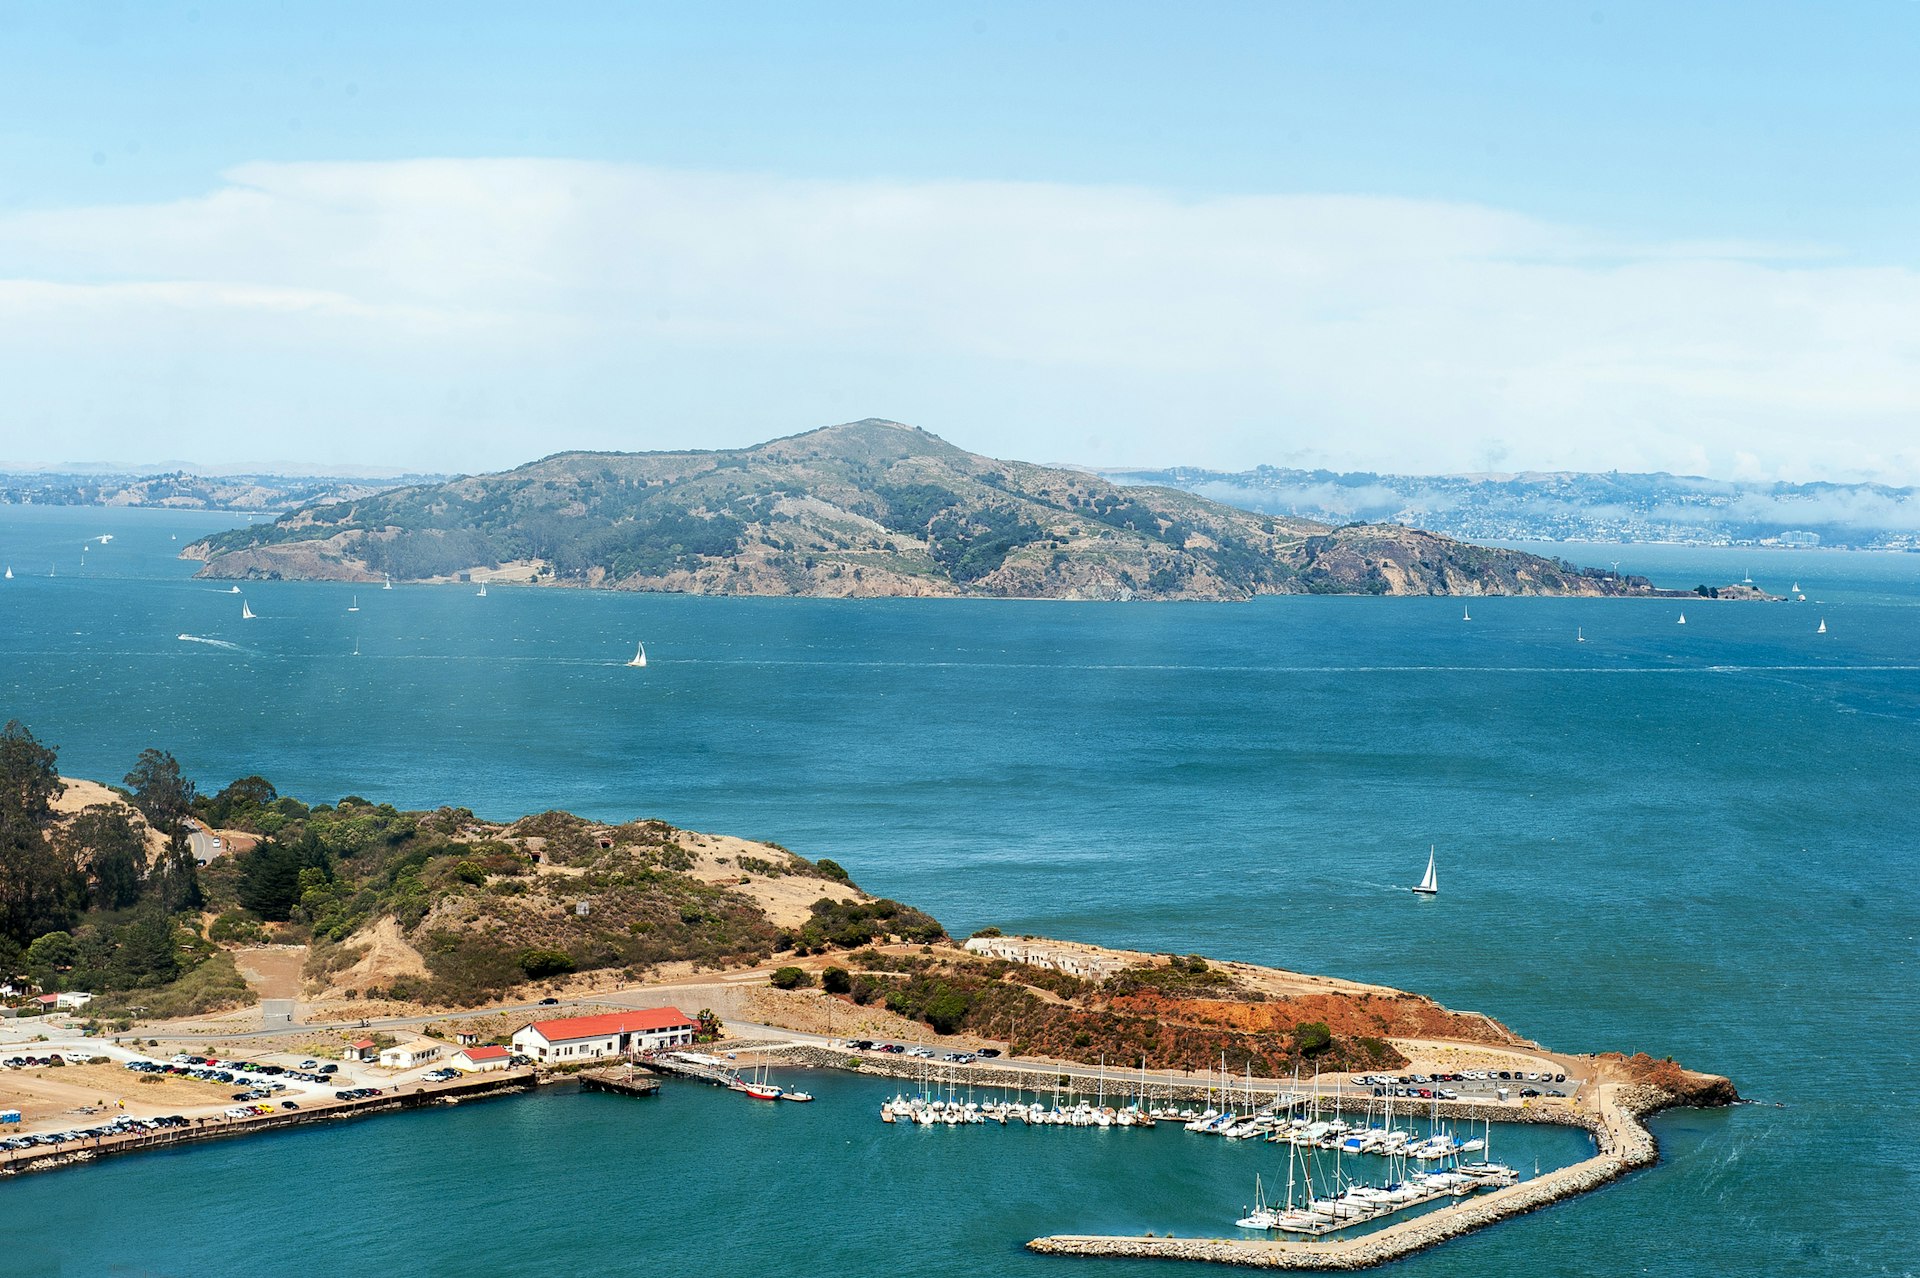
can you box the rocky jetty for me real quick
[1025,1083,1702,1270]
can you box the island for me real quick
[181,419,1763,602]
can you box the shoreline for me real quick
[0,1069,535,1179]
[3,1038,1715,1273]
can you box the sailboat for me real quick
[1576,626,1587,643]
[353,637,360,657]
[626,642,648,668]
[347,595,359,613]
[1412,846,1438,896]
[1461,605,1471,621]
[1677,613,1687,625]
[1817,618,1827,634]
[241,600,256,620]
[1791,581,1801,594]
[383,573,393,590]
[3,566,10,579]
[476,581,487,597]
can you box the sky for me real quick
[0,2,1916,481]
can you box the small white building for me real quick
[510,1007,696,1063]
[450,1044,512,1073]
[378,1041,443,1069]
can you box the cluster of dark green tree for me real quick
[0,722,207,998]
[778,896,945,954]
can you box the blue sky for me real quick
[1,2,1916,479]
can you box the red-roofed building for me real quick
[451,1044,513,1073]
[510,1007,696,1061]
[343,1038,377,1062]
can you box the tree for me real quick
[769,965,811,990]
[110,906,181,987]
[0,808,85,947]
[694,1008,721,1041]
[65,807,148,911]
[124,748,196,836]
[149,844,203,913]
[0,721,63,827]
[821,965,851,994]
[1294,1021,1333,1056]
[25,930,76,974]
[236,842,305,921]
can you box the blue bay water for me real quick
[1,506,1916,1276]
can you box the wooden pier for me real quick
[578,1068,662,1099]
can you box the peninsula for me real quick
[2,730,1735,1270]
[182,420,1742,601]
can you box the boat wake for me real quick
[176,634,243,651]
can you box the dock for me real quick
[632,1050,740,1088]
[578,1068,661,1098]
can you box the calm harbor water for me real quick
[2,505,1917,1276]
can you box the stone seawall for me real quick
[0,1070,537,1180]
[1025,1084,1672,1271]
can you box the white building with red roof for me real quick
[510,1007,697,1062]
[450,1044,513,1072]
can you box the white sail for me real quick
[1576,626,1586,643]
[476,581,487,597]
[242,600,255,620]
[627,642,648,668]
[1677,613,1686,625]
[1413,846,1438,895]
[384,574,393,590]
[348,595,359,612]
[1817,618,1827,634]
[3,566,10,579]
[1462,605,1470,621]
[1791,581,1801,593]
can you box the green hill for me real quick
[185,419,1674,600]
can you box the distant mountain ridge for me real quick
[183,420,1697,601]
[1106,464,1920,551]
[1,470,436,511]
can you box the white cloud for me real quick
[0,158,1915,480]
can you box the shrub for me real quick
[518,948,575,979]
[821,966,851,994]
[770,966,812,990]
[1295,1021,1332,1056]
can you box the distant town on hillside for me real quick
[1104,466,1920,552]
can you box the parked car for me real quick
[538,997,560,1006]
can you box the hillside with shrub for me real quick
[184,419,1679,601]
